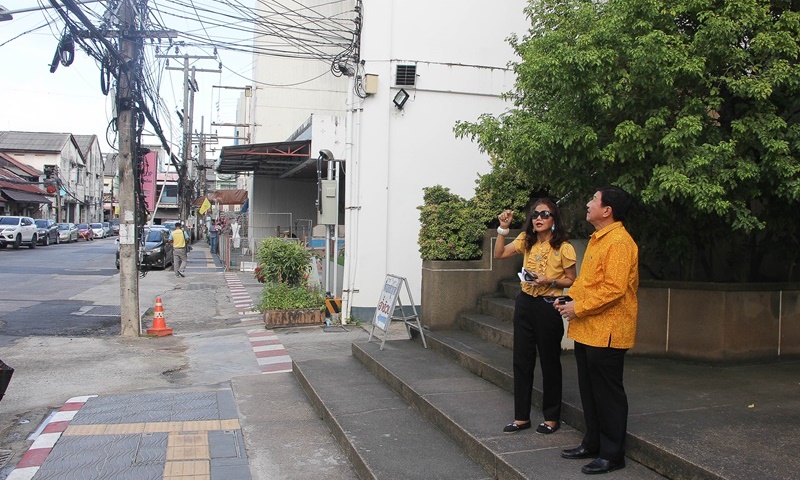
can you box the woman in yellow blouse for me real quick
[495,198,577,434]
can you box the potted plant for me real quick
[255,237,325,327]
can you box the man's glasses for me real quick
[532,210,552,219]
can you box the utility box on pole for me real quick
[317,179,338,225]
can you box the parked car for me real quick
[109,220,120,236]
[161,221,178,231]
[102,222,111,237]
[58,223,79,243]
[0,216,37,249]
[35,219,60,246]
[77,223,94,241]
[140,228,174,269]
[90,223,105,239]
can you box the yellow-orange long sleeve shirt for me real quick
[567,221,639,349]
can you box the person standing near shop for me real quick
[208,219,219,254]
[555,186,638,475]
[495,198,577,435]
[169,221,190,277]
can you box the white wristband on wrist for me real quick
[497,226,510,236]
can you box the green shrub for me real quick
[255,237,310,287]
[417,186,485,260]
[258,282,325,311]
[417,160,536,260]
[470,159,538,229]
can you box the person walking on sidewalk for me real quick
[556,186,638,475]
[494,198,577,436]
[208,219,219,254]
[168,221,190,277]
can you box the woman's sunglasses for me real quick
[532,210,552,219]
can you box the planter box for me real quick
[264,308,325,327]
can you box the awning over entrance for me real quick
[1,188,52,204]
[217,140,323,179]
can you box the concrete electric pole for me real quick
[117,0,141,336]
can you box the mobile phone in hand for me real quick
[518,268,538,283]
[556,295,573,305]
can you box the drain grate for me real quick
[0,449,13,469]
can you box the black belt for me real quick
[540,296,560,304]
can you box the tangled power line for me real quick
[2,0,362,229]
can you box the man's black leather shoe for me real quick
[581,458,625,474]
[560,446,599,459]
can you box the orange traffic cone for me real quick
[146,297,173,336]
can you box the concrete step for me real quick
[292,355,490,480]
[459,312,514,350]
[499,280,521,299]
[479,296,515,323]
[425,327,515,395]
[352,339,664,480]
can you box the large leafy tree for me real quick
[456,0,800,281]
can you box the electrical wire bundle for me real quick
[1,0,364,260]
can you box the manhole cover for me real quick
[0,449,13,469]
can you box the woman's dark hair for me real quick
[523,197,569,251]
[597,185,633,222]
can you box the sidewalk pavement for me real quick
[3,240,800,479]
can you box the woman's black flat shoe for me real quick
[503,422,531,434]
[536,421,561,434]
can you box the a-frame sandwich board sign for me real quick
[368,274,427,351]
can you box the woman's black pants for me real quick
[512,292,564,422]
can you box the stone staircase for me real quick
[293,281,677,479]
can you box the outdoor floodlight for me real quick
[393,88,410,109]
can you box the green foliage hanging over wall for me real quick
[451,0,800,281]
[418,159,537,261]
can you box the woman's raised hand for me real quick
[498,210,514,228]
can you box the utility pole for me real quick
[160,54,219,223]
[57,0,178,337]
[117,0,140,336]
[211,85,253,144]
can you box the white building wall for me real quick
[251,0,352,143]
[244,0,530,317]
[346,0,529,313]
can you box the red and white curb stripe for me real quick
[7,395,97,480]
[247,330,292,374]
[225,273,256,314]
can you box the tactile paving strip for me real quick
[7,391,251,480]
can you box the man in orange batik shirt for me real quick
[555,186,639,475]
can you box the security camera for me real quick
[319,149,334,161]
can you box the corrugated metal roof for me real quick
[0,131,72,153]
[0,167,49,195]
[73,134,97,158]
[0,151,42,177]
